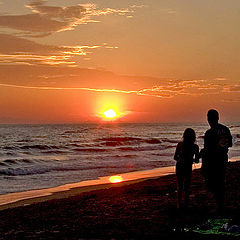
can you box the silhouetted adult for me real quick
[201,109,232,213]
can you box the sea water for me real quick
[0,123,239,195]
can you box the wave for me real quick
[0,167,49,176]
[113,154,137,158]
[42,150,70,154]
[64,128,90,134]
[145,138,161,144]
[151,152,174,157]
[98,136,142,142]
[0,164,119,176]
[3,159,17,164]
[3,144,68,151]
[97,136,161,146]
[117,145,173,152]
[20,145,56,150]
[64,130,82,134]
[3,146,16,150]
[229,125,240,129]
[69,143,89,148]
[72,148,109,152]
[117,147,136,151]
[161,138,179,144]
[16,139,32,143]
[5,152,16,156]
[2,159,33,165]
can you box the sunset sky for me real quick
[0,0,240,123]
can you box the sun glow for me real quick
[109,175,123,183]
[96,95,129,121]
[103,109,117,119]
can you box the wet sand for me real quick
[0,165,181,210]
[0,161,239,239]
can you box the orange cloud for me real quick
[0,81,225,99]
[0,64,235,99]
[0,82,180,98]
[0,1,133,37]
[0,34,103,65]
[0,0,130,66]
[224,85,240,92]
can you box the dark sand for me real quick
[0,161,240,239]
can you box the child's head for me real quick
[183,128,196,144]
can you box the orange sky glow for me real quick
[0,0,240,123]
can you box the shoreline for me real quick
[0,157,239,210]
[0,165,180,210]
[0,164,193,210]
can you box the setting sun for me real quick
[96,95,129,121]
[103,109,117,119]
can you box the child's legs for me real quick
[176,166,184,206]
[183,166,192,206]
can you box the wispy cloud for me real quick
[214,77,228,81]
[0,1,131,65]
[0,1,133,37]
[221,97,240,103]
[0,62,234,99]
[223,84,240,92]
[0,83,169,98]
[175,79,227,96]
[0,78,231,99]
[0,77,183,98]
[0,33,102,65]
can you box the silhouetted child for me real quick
[174,128,199,209]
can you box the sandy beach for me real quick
[0,161,239,239]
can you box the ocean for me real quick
[0,123,239,195]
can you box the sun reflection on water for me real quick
[109,175,123,183]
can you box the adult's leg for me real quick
[215,164,226,214]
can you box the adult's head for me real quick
[207,109,219,127]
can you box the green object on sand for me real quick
[186,218,240,237]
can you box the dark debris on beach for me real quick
[0,162,240,239]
